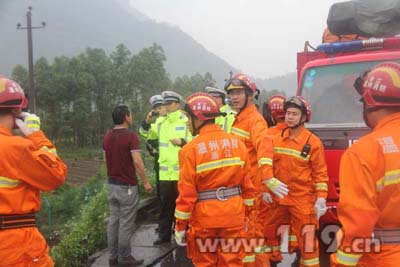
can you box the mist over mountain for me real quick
[256,73,297,97]
[0,0,295,94]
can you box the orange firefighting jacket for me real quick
[175,124,256,231]
[273,126,328,206]
[266,122,287,138]
[0,125,67,265]
[332,112,400,267]
[230,104,274,193]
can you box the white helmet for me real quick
[149,95,164,107]
[205,86,226,98]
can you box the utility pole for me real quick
[17,6,46,113]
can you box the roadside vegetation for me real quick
[36,147,156,266]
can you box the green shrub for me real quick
[38,178,104,239]
[51,185,108,267]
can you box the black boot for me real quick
[153,237,170,245]
[291,249,301,267]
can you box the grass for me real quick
[38,147,157,243]
[37,145,158,266]
[57,146,103,159]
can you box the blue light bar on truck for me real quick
[317,38,385,54]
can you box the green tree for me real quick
[13,43,173,146]
[11,64,28,90]
[172,72,216,99]
[110,44,132,104]
[78,48,113,144]
[127,43,171,115]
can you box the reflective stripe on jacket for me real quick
[175,124,256,230]
[0,126,67,214]
[139,116,166,140]
[215,104,236,133]
[273,126,328,205]
[266,122,287,138]
[0,125,65,266]
[332,113,400,266]
[140,110,191,181]
[230,104,274,193]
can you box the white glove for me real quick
[262,192,273,204]
[175,230,187,246]
[15,112,41,136]
[264,178,289,199]
[314,197,327,220]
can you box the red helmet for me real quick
[354,61,400,109]
[284,96,311,122]
[0,77,28,109]
[185,93,220,121]
[268,95,286,120]
[224,73,257,93]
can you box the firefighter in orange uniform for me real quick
[264,96,329,267]
[262,95,299,261]
[263,95,288,136]
[0,77,67,266]
[174,92,256,267]
[225,74,287,267]
[331,62,400,267]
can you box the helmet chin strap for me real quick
[236,90,251,115]
[281,116,305,137]
[288,112,306,129]
[190,117,208,136]
[288,121,304,129]
[362,109,373,129]
[190,116,198,135]
[362,102,380,129]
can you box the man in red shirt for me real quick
[103,105,153,267]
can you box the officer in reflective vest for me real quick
[205,86,236,133]
[139,95,167,199]
[140,90,192,245]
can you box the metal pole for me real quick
[26,8,36,112]
[17,6,45,113]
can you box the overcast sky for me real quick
[129,0,339,79]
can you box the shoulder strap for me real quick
[300,132,314,158]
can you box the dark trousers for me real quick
[154,162,160,200]
[158,180,178,240]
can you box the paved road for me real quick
[89,198,331,267]
[90,223,301,267]
[90,223,190,267]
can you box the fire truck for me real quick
[297,37,400,226]
[295,37,400,266]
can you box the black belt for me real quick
[108,177,136,186]
[374,228,400,244]
[0,213,36,230]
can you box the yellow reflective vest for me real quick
[215,104,236,133]
[140,110,191,181]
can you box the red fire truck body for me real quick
[296,37,400,225]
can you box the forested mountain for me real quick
[257,73,297,97]
[0,0,237,81]
[1,0,296,96]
